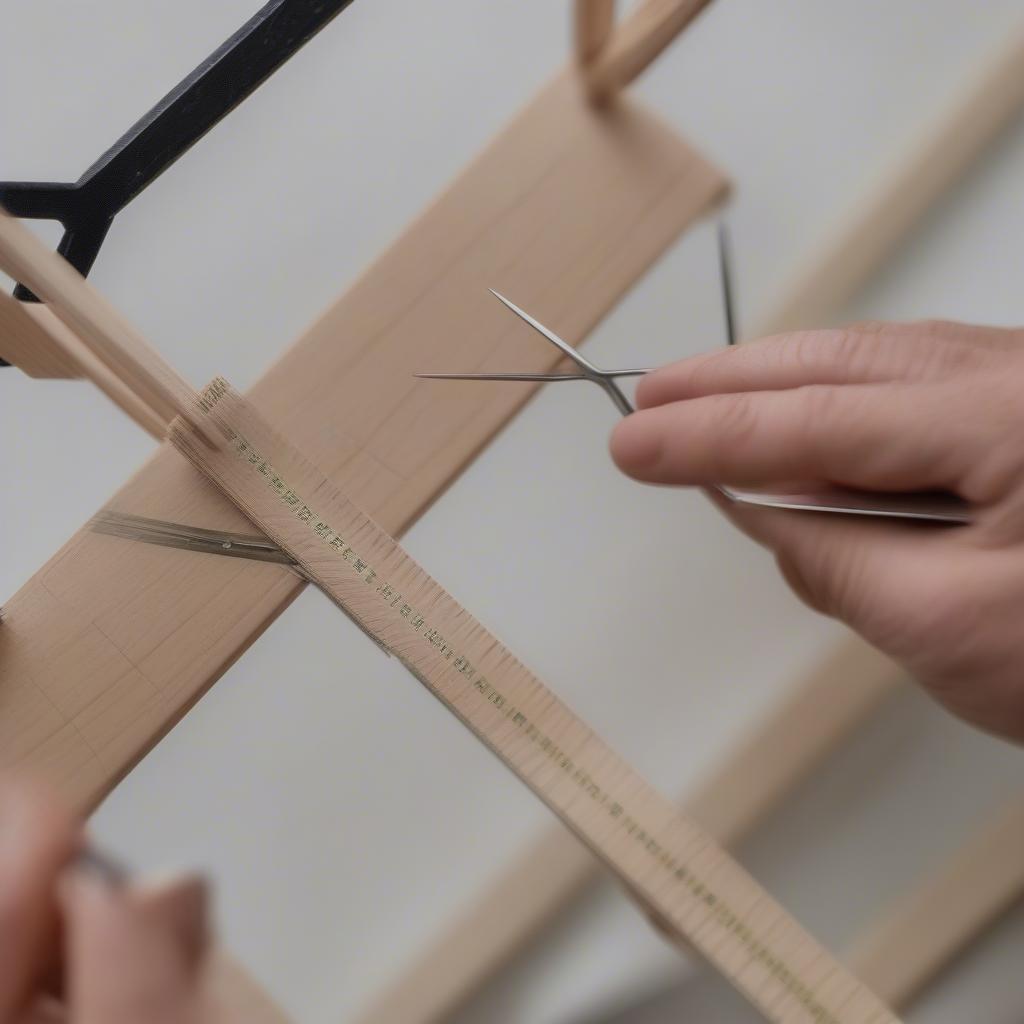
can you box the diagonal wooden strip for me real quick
[0,69,726,811]
[585,0,716,101]
[760,28,1024,334]
[847,799,1024,1009]
[574,0,616,66]
[0,292,79,378]
[170,379,898,1024]
[208,950,293,1024]
[0,293,167,436]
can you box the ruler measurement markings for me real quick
[168,378,899,1024]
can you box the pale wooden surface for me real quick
[584,0,716,102]
[347,31,1024,1021]
[0,69,725,812]
[27,306,167,438]
[171,381,898,1024]
[574,0,616,66]
[0,211,197,433]
[0,293,78,378]
[0,220,180,440]
[208,951,294,1024]
[848,799,1024,1009]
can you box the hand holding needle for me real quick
[416,287,970,524]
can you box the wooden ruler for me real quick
[167,378,899,1024]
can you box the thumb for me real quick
[61,866,210,1024]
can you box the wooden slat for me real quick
[0,69,726,811]
[0,288,167,437]
[849,800,1024,1009]
[0,292,79,378]
[208,951,293,1024]
[762,29,1024,334]
[349,31,1024,1021]
[0,212,198,437]
[584,0,716,102]
[574,0,616,66]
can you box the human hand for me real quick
[0,778,211,1024]
[610,320,1024,742]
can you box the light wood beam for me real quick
[849,799,1024,1010]
[761,29,1024,334]
[0,292,79,378]
[207,951,293,1024]
[583,0,716,103]
[0,293,167,437]
[574,0,616,67]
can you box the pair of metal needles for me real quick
[417,227,970,525]
[88,224,968,571]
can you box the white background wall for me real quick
[2,2,1023,1021]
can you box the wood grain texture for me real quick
[584,0,716,101]
[171,380,898,1024]
[849,799,1024,1009]
[0,69,726,812]
[348,32,1024,1022]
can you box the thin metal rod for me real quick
[91,510,293,564]
[416,372,589,383]
[415,369,652,383]
[487,289,637,414]
[717,220,737,346]
[90,508,395,653]
[489,289,600,373]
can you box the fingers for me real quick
[62,870,210,1024]
[0,779,77,1021]
[612,382,971,494]
[710,491,937,644]
[636,323,1002,410]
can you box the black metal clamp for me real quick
[1,0,356,363]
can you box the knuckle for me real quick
[929,341,989,377]
[685,350,730,394]
[839,319,893,337]
[713,392,760,451]
[809,327,887,379]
